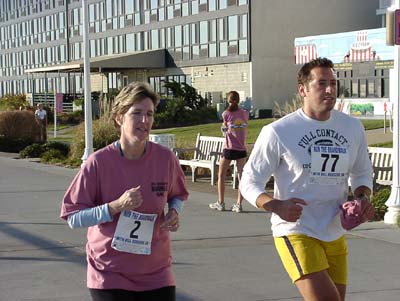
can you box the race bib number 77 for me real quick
[309,145,349,185]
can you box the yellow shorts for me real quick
[274,234,348,284]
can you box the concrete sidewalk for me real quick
[0,152,399,301]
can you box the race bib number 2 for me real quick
[111,210,157,255]
[309,145,349,185]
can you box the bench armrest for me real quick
[209,151,223,157]
[173,147,198,157]
[373,166,392,172]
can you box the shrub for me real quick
[41,149,67,163]
[69,114,119,162]
[371,187,389,221]
[0,110,41,141]
[0,94,29,111]
[0,137,35,153]
[19,143,45,158]
[57,111,84,125]
[43,141,70,157]
[273,94,303,118]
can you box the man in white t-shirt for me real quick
[240,57,375,301]
[35,102,47,142]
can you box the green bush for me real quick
[0,137,35,153]
[41,149,67,163]
[371,187,389,221]
[19,143,45,158]
[69,115,119,163]
[154,99,218,129]
[57,111,84,125]
[0,94,29,111]
[43,141,70,157]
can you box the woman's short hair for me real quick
[111,82,160,129]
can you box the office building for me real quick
[0,0,382,112]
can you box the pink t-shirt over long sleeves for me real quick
[60,142,188,291]
[222,108,249,151]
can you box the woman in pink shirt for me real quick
[209,91,249,213]
[60,82,189,301]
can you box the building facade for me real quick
[0,0,384,112]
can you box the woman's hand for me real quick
[160,209,180,232]
[108,186,143,216]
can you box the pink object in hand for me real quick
[340,199,363,230]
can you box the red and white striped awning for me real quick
[294,44,318,64]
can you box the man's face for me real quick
[299,67,337,121]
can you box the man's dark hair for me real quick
[297,57,334,85]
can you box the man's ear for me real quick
[298,84,307,97]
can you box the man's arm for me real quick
[255,192,307,222]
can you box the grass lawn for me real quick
[47,118,388,149]
[152,118,387,148]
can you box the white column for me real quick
[385,0,400,224]
[80,0,94,165]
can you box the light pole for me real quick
[385,0,400,224]
[80,0,93,165]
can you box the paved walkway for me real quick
[0,145,399,300]
[0,128,397,300]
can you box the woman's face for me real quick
[117,97,155,143]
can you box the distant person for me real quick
[240,58,375,300]
[34,102,47,142]
[209,91,249,213]
[60,82,189,301]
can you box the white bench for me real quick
[368,147,393,190]
[174,133,237,187]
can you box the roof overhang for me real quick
[25,49,166,74]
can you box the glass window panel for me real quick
[219,41,227,56]
[183,46,190,60]
[192,45,199,59]
[160,28,165,47]
[219,0,227,9]
[200,21,208,44]
[191,23,198,44]
[183,24,189,45]
[136,32,142,50]
[228,15,238,40]
[144,31,149,50]
[210,19,216,42]
[182,2,189,16]
[126,0,134,14]
[239,39,247,54]
[191,0,198,15]
[174,25,182,47]
[167,5,173,19]
[127,33,135,52]
[238,0,247,5]
[144,11,150,23]
[151,29,159,49]
[240,14,247,38]
[166,27,173,48]
[151,0,158,9]
[218,18,226,40]
[209,42,216,57]
[158,8,164,21]
[209,0,216,11]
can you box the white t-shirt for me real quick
[240,109,372,241]
[35,109,46,120]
